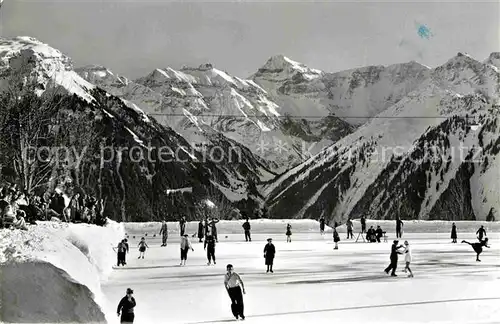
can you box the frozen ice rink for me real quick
[103,224,500,324]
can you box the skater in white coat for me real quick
[180,234,194,266]
[403,241,413,277]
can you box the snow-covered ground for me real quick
[104,220,500,324]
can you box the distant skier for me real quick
[384,240,404,276]
[333,227,340,250]
[286,223,292,243]
[264,238,276,273]
[179,216,186,236]
[117,288,136,323]
[403,241,413,277]
[242,218,251,242]
[319,216,325,234]
[360,216,366,234]
[346,218,354,239]
[204,235,216,265]
[375,226,384,243]
[159,221,168,246]
[462,238,490,262]
[476,225,487,241]
[451,223,458,243]
[396,217,404,238]
[197,220,205,243]
[224,264,246,320]
[137,237,149,259]
[180,233,194,266]
[115,240,127,266]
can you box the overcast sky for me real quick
[0,0,498,79]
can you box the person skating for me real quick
[384,240,404,276]
[179,216,186,236]
[210,217,220,242]
[117,288,136,323]
[462,238,490,262]
[451,223,457,243]
[346,218,354,239]
[115,240,127,266]
[360,216,366,234]
[396,217,404,238]
[264,238,276,273]
[123,238,129,265]
[242,218,251,242]
[137,237,149,259]
[375,226,384,243]
[224,264,246,320]
[333,227,340,249]
[286,223,292,243]
[180,233,194,266]
[197,220,205,243]
[476,225,487,241]
[159,220,168,246]
[319,216,325,234]
[204,234,216,265]
[403,241,413,277]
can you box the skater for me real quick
[384,240,404,276]
[197,219,205,243]
[476,225,487,241]
[403,241,413,277]
[366,226,376,242]
[360,216,366,234]
[180,233,194,266]
[123,238,129,265]
[286,223,292,242]
[346,218,354,239]
[242,218,251,242]
[451,222,457,243]
[462,238,490,262]
[204,234,216,265]
[209,217,220,242]
[179,216,186,236]
[375,225,383,243]
[333,226,340,249]
[319,216,325,234]
[159,220,168,246]
[396,217,404,238]
[117,288,136,323]
[115,239,127,266]
[224,264,246,320]
[264,238,276,273]
[137,237,149,259]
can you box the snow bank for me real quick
[0,220,124,323]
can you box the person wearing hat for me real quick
[224,264,246,320]
[403,241,414,277]
[384,240,404,276]
[117,288,136,323]
[180,233,194,266]
[264,238,276,273]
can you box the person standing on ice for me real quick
[403,241,413,277]
[286,223,292,242]
[159,220,168,246]
[333,226,340,249]
[375,226,384,243]
[209,217,220,242]
[346,218,354,239]
[396,217,404,238]
[319,216,325,234]
[180,233,194,266]
[360,216,367,234]
[384,240,404,276]
[476,225,487,241]
[117,288,136,323]
[137,237,149,259]
[264,238,276,273]
[115,240,127,266]
[197,220,205,242]
[242,218,251,242]
[462,238,490,262]
[451,223,458,243]
[123,239,130,265]
[224,264,246,320]
[179,216,186,236]
[204,234,216,265]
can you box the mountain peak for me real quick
[485,52,500,70]
[257,54,322,77]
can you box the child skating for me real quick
[264,238,276,273]
[462,238,490,262]
[403,241,413,277]
[286,224,292,243]
[180,233,194,266]
[333,227,340,250]
[138,237,149,259]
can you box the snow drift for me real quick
[0,220,124,323]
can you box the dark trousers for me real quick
[245,231,251,242]
[385,257,398,275]
[180,248,188,260]
[396,228,402,238]
[207,247,215,263]
[347,229,353,239]
[228,287,244,318]
[120,312,134,323]
[361,225,366,233]
[117,252,126,266]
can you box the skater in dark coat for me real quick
[333,227,340,249]
[366,226,376,242]
[179,216,186,236]
[123,239,129,264]
[286,223,292,242]
[117,288,136,323]
[159,221,168,246]
[264,238,276,273]
[115,240,127,266]
[384,240,404,276]
[197,220,205,242]
[242,218,251,242]
[451,223,457,243]
[476,225,487,241]
[204,235,216,265]
[224,264,246,320]
[462,238,490,261]
[346,218,354,239]
[396,218,404,238]
[375,226,384,243]
[360,216,366,234]
[319,216,325,234]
